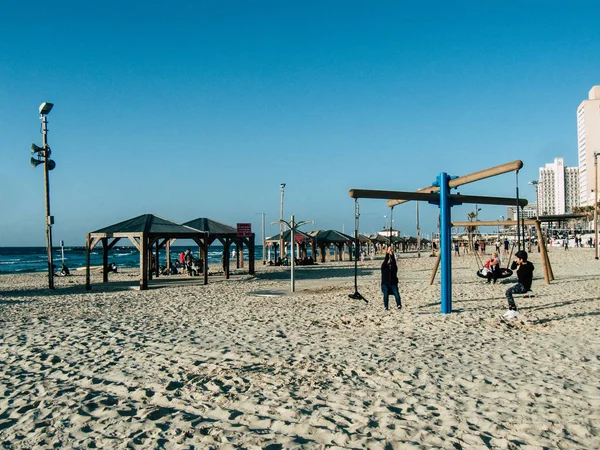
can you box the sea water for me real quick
[0,246,267,275]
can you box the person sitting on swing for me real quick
[503,250,534,319]
[485,252,500,284]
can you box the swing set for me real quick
[349,160,554,314]
[448,219,554,284]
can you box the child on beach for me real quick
[503,250,534,319]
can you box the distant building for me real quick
[506,204,537,221]
[537,157,579,215]
[378,229,400,237]
[576,86,600,206]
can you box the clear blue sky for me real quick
[1,1,599,246]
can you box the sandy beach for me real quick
[1,247,599,449]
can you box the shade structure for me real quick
[266,229,317,263]
[309,229,354,263]
[86,214,207,290]
[182,218,255,280]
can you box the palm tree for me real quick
[572,204,597,231]
[464,211,477,251]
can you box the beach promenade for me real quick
[1,247,599,448]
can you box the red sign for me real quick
[294,234,304,243]
[237,223,252,237]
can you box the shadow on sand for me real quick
[254,265,377,282]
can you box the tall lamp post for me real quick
[528,180,540,219]
[261,213,266,264]
[416,201,421,258]
[594,152,599,260]
[31,102,56,289]
[279,183,286,260]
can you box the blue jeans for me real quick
[382,284,401,309]
[505,283,527,310]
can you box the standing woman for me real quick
[381,247,402,310]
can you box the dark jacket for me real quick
[516,261,534,290]
[381,254,399,286]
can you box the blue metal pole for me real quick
[440,172,452,313]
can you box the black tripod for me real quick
[348,200,368,303]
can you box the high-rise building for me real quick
[506,204,537,221]
[577,86,600,206]
[537,157,579,215]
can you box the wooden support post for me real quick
[534,221,550,284]
[154,241,159,278]
[102,238,109,283]
[140,233,148,290]
[166,239,171,273]
[85,233,91,290]
[148,239,153,281]
[224,241,230,279]
[429,252,441,285]
[535,221,554,281]
[202,243,208,285]
[240,240,245,268]
[249,235,255,275]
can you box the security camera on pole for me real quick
[31,102,56,289]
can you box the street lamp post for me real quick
[261,213,266,264]
[416,201,421,258]
[273,215,313,292]
[594,152,599,260]
[31,102,56,289]
[529,180,540,219]
[279,183,286,260]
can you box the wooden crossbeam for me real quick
[348,189,528,207]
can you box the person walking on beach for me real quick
[381,247,402,311]
[503,250,534,319]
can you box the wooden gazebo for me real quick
[182,218,255,279]
[85,214,207,290]
[311,230,354,262]
[265,229,317,263]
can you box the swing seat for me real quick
[476,268,513,279]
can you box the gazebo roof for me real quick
[311,229,353,243]
[358,233,371,243]
[183,218,237,235]
[266,228,314,243]
[372,234,390,243]
[91,214,203,236]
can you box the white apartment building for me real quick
[576,86,600,206]
[537,157,579,215]
[506,204,537,221]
